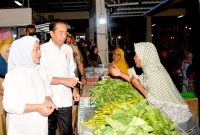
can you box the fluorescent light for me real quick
[40,27,49,30]
[35,23,50,28]
[14,0,23,6]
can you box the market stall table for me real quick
[78,81,97,134]
[184,98,199,126]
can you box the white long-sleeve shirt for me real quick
[3,66,51,135]
[40,39,76,108]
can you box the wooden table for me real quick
[184,98,199,126]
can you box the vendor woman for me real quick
[109,42,200,134]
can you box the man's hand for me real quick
[73,87,80,102]
[61,78,79,88]
[81,76,87,85]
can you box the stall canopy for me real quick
[0,0,185,17]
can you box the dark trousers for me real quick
[48,107,72,135]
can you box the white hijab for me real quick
[8,36,39,71]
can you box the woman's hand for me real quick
[109,64,121,76]
[0,89,3,96]
[38,100,56,116]
[130,76,147,97]
[45,96,57,110]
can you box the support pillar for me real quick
[146,16,152,42]
[95,0,108,64]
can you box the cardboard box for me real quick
[185,98,199,126]
[78,97,95,134]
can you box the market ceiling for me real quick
[0,0,187,17]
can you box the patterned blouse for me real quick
[88,55,102,67]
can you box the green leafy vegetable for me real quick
[83,79,181,135]
[90,78,144,107]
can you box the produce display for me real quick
[82,78,181,135]
[90,78,144,107]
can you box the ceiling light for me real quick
[177,15,184,18]
[152,24,156,27]
[99,16,106,25]
[14,0,23,6]
[117,36,121,39]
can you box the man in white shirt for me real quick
[40,20,80,135]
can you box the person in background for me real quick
[168,51,183,92]
[78,38,88,68]
[111,48,129,75]
[186,64,195,92]
[0,29,13,78]
[66,32,87,85]
[88,45,102,67]
[181,52,193,92]
[109,42,200,134]
[40,20,80,135]
[108,45,115,63]
[0,28,13,135]
[25,24,36,36]
[0,44,11,78]
[66,32,86,134]
[0,28,13,50]
[159,48,174,79]
[86,41,92,53]
[3,36,56,135]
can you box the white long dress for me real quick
[3,66,51,135]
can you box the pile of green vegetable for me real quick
[83,78,181,135]
[90,78,144,107]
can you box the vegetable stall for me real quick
[78,78,182,135]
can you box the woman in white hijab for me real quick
[109,42,200,134]
[3,36,56,135]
